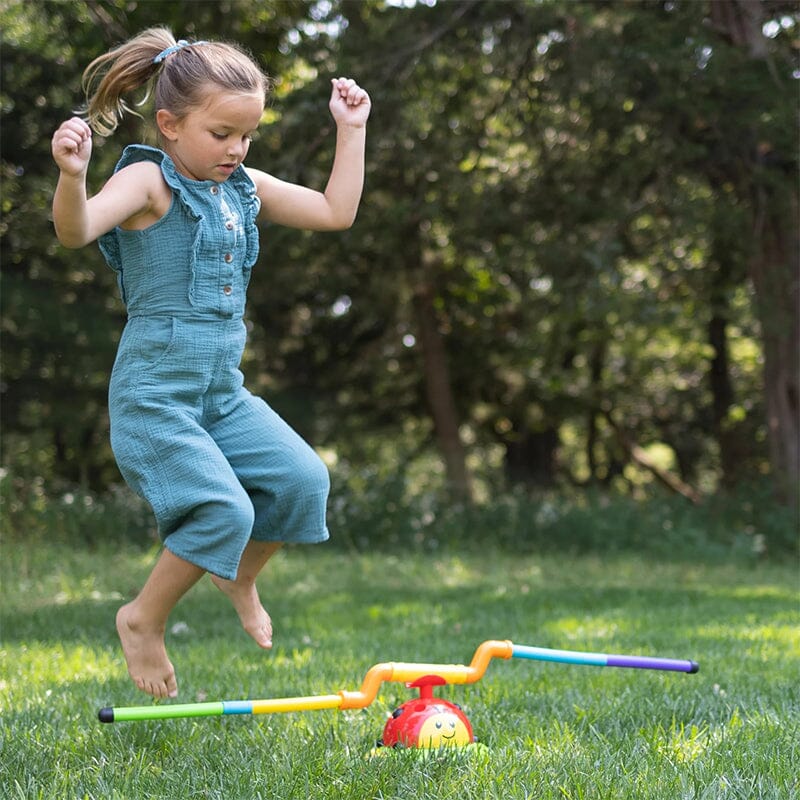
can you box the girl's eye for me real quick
[211,132,227,140]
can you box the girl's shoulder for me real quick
[109,146,188,212]
[107,145,170,193]
[102,159,168,211]
[111,145,184,192]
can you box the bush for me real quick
[0,469,155,546]
[2,466,795,559]
[326,465,797,560]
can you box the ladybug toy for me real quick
[377,675,474,750]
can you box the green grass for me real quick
[1,541,798,799]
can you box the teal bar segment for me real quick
[512,644,608,667]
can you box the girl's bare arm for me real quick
[52,117,161,248]
[248,78,370,232]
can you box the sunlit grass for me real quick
[2,541,798,799]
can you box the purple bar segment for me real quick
[606,655,699,673]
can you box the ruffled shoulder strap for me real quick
[113,144,196,197]
[97,145,187,272]
[112,143,165,173]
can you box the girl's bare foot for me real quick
[210,576,273,648]
[116,603,178,698]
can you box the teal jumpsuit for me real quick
[99,145,330,580]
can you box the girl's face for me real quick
[157,88,264,182]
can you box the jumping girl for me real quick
[50,27,370,699]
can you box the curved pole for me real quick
[337,639,514,709]
[98,639,696,723]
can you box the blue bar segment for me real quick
[222,700,255,715]
[512,645,608,667]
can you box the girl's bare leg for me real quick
[115,549,205,698]
[210,541,282,649]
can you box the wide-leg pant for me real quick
[109,315,330,580]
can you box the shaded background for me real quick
[1,0,797,549]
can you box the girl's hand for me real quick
[51,117,93,177]
[329,78,371,128]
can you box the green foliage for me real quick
[1,0,797,535]
[1,542,798,798]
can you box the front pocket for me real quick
[136,316,178,371]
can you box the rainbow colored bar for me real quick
[99,695,343,723]
[98,639,698,723]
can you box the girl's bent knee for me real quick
[226,493,256,535]
[300,451,330,498]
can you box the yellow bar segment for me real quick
[389,663,473,684]
[251,694,342,715]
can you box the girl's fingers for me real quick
[53,118,92,155]
[332,77,368,106]
[56,118,92,143]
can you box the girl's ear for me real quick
[156,109,181,141]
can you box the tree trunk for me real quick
[412,280,473,504]
[709,0,800,510]
[749,188,800,506]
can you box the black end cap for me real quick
[688,661,700,674]
[98,707,114,723]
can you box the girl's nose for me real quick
[227,141,244,159]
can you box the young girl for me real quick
[51,28,370,699]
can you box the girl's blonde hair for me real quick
[82,27,271,136]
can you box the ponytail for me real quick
[82,27,176,136]
[81,27,270,137]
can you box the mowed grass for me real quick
[1,541,798,799]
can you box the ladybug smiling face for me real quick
[416,707,472,747]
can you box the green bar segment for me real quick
[111,702,225,721]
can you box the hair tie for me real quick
[153,39,210,64]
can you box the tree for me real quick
[706,0,799,507]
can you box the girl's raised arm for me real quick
[249,77,370,232]
[51,117,159,248]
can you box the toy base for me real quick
[369,742,489,759]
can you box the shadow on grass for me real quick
[4,572,796,654]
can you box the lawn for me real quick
[1,541,798,799]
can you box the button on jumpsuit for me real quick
[99,145,330,580]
